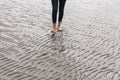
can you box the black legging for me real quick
[51,0,66,23]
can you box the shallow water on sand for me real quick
[70,0,120,16]
[35,0,120,16]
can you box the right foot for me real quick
[51,26,56,33]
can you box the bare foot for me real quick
[57,21,63,31]
[51,26,56,32]
[51,23,56,33]
[57,26,63,31]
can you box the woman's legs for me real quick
[51,0,66,32]
[58,0,66,22]
[51,0,58,23]
[58,0,66,30]
[51,0,58,32]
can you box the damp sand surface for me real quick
[0,0,120,80]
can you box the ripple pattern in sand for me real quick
[0,0,120,80]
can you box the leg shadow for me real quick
[50,31,65,52]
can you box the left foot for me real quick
[57,26,63,31]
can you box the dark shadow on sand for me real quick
[50,31,65,52]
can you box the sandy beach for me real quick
[0,0,120,80]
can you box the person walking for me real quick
[51,0,66,33]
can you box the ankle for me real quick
[58,22,61,27]
[58,25,61,28]
[53,23,56,27]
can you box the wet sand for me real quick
[0,0,120,80]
